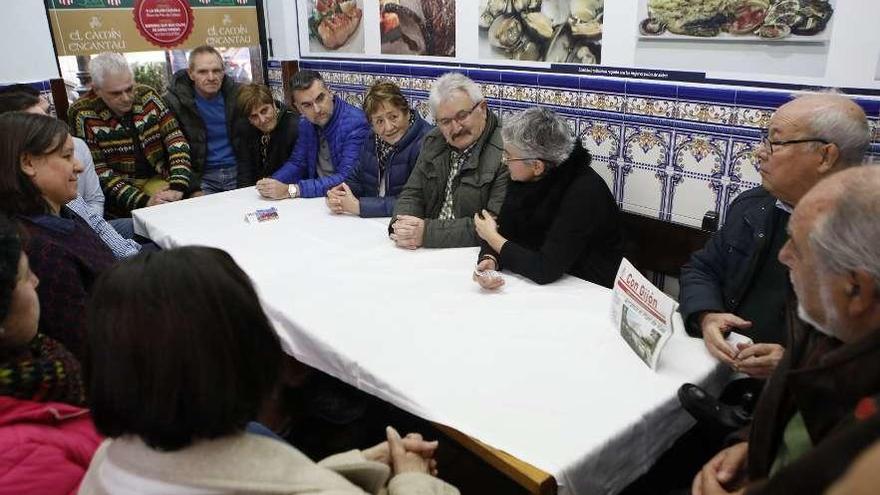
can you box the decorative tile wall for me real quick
[275,59,880,231]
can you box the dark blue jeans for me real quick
[201,165,238,194]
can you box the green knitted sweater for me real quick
[68,85,193,214]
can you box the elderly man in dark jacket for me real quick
[679,93,870,378]
[165,45,249,193]
[390,73,508,249]
[692,166,880,495]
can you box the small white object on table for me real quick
[134,187,726,495]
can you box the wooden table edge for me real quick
[433,423,558,495]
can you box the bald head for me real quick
[787,93,870,167]
[759,92,870,205]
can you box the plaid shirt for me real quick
[66,197,141,259]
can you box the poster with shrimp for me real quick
[380,0,456,57]
[305,0,365,54]
[637,0,835,42]
[478,0,604,65]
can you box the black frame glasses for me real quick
[760,132,830,156]
[436,101,482,128]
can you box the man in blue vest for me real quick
[255,70,369,200]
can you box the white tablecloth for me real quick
[134,187,727,495]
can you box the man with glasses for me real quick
[390,72,508,248]
[679,92,870,377]
[256,70,369,199]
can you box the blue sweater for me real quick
[194,92,236,169]
[347,112,433,218]
[272,95,369,198]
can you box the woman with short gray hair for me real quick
[472,107,624,288]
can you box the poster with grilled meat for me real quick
[479,0,603,65]
[380,0,456,57]
[307,0,365,53]
[638,0,834,42]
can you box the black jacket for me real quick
[742,318,880,494]
[479,143,624,288]
[163,70,248,185]
[679,186,786,337]
[237,101,299,186]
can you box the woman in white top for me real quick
[78,246,458,495]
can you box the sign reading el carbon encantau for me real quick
[46,0,259,56]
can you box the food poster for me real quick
[380,0,456,57]
[638,0,834,42]
[306,0,365,53]
[478,0,603,65]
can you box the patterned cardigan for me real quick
[67,85,193,214]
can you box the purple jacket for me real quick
[272,95,370,198]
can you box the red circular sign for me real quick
[134,0,194,48]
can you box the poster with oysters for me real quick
[479,0,604,65]
[380,0,456,57]
[638,0,834,42]
[305,0,366,54]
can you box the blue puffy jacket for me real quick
[346,112,433,218]
[272,95,369,198]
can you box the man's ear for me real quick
[533,160,546,177]
[846,270,877,317]
[817,142,841,175]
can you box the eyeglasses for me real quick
[760,131,830,156]
[436,101,481,128]
[501,154,540,166]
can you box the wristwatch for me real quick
[288,184,298,199]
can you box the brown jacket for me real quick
[743,316,880,494]
[78,433,459,495]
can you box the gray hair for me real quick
[810,167,880,289]
[793,91,871,167]
[428,72,483,116]
[501,107,575,168]
[89,52,132,89]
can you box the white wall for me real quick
[267,0,880,91]
[264,0,300,60]
[7,0,876,90]
[0,0,60,84]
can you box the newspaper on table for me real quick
[610,258,678,369]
